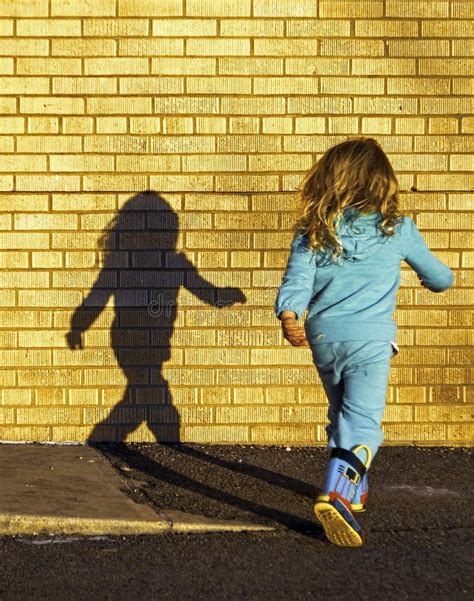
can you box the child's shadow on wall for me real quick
[65,190,246,443]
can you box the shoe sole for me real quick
[313,501,364,547]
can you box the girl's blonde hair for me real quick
[294,137,405,264]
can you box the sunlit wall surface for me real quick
[0,0,472,444]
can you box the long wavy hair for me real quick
[293,137,405,264]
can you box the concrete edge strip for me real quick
[0,512,275,536]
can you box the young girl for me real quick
[274,137,455,547]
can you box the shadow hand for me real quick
[216,287,247,307]
[66,330,84,350]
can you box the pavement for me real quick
[0,443,274,536]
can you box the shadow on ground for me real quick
[93,444,473,539]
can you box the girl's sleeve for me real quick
[274,232,317,320]
[401,217,455,292]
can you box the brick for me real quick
[185,193,248,211]
[452,39,474,57]
[186,0,250,17]
[417,174,474,191]
[254,39,318,56]
[328,116,358,134]
[0,97,17,115]
[51,39,116,56]
[219,57,281,75]
[155,96,218,114]
[229,116,257,134]
[452,80,473,96]
[288,97,351,115]
[263,117,293,134]
[14,213,78,230]
[0,39,48,55]
[429,118,458,135]
[448,193,473,211]
[354,19,418,37]
[221,96,285,115]
[386,1,449,18]
[0,176,13,191]
[152,58,216,75]
[395,118,425,135]
[286,57,349,76]
[0,117,24,133]
[3,389,32,406]
[187,39,250,56]
[83,175,147,191]
[150,174,212,192]
[152,18,216,36]
[419,59,473,76]
[0,77,49,94]
[16,18,81,36]
[17,58,81,76]
[388,40,449,57]
[0,0,48,16]
[85,57,148,75]
[220,19,283,37]
[255,77,318,95]
[450,155,474,171]
[182,154,245,172]
[322,77,384,95]
[96,117,127,134]
[354,97,417,115]
[415,406,472,423]
[422,20,473,37]
[0,20,13,35]
[0,250,29,268]
[420,98,474,114]
[320,39,384,56]
[62,117,94,134]
[183,426,249,443]
[31,251,62,268]
[387,78,450,96]
[50,155,114,172]
[414,135,473,153]
[118,0,181,16]
[116,155,180,172]
[187,77,250,95]
[53,78,117,95]
[83,19,148,37]
[27,117,59,134]
[87,97,152,114]
[16,175,80,192]
[320,1,383,17]
[250,425,315,444]
[352,58,416,76]
[130,117,161,134]
[0,58,13,73]
[120,77,183,94]
[389,154,447,172]
[287,20,351,37]
[20,97,85,114]
[451,2,474,18]
[53,194,115,212]
[119,38,183,56]
[51,0,116,16]
[2,155,47,172]
[361,117,391,134]
[446,424,474,444]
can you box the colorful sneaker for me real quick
[313,446,369,547]
[350,445,372,513]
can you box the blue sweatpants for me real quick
[308,340,397,459]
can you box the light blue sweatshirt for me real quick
[274,207,455,344]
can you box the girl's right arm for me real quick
[401,217,455,292]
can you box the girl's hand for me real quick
[281,316,310,347]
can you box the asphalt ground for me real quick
[1,444,472,600]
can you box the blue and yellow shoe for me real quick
[313,445,371,547]
[350,445,372,513]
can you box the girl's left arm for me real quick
[274,232,317,321]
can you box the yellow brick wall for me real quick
[0,0,472,446]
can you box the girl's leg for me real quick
[333,340,393,460]
[308,342,345,449]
